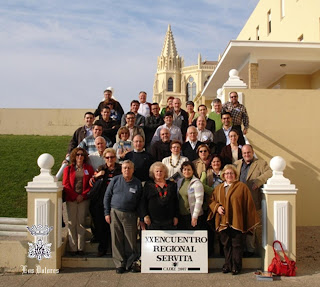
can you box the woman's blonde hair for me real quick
[149,162,169,180]
[220,164,239,181]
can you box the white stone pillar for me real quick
[221,69,248,104]
[261,156,297,270]
[25,153,63,271]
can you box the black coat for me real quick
[182,141,203,162]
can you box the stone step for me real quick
[0,217,27,225]
[0,223,27,232]
[0,231,28,237]
[65,241,100,253]
[62,253,262,269]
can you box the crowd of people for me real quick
[62,88,272,275]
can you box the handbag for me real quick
[268,240,297,276]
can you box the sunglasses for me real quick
[105,156,116,159]
[199,150,208,153]
[76,153,84,157]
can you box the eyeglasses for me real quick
[199,150,208,153]
[105,156,116,159]
[76,153,84,157]
[224,172,235,175]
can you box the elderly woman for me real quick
[63,147,94,256]
[208,164,259,275]
[177,161,204,230]
[141,162,179,230]
[162,140,188,181]
[220,129,243,164]
[89,148,122,257]
[113,126,133,162]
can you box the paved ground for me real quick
[1,226,320,287]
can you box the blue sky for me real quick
[0,0,259,111]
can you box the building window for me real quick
[168,77,173,91]
[192,82,196,99]
[256,26,260,40]
[187,83,192,101]
[298,34,304,42]
[281,0,285,19]
[267,10,272,34]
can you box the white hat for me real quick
[106,86,114,94]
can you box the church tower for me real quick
[153,25,217,109]
[153,25,184,108]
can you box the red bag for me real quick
[268,240,297,276]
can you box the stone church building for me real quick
[152,25,217,110]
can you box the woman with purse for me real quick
[208,164,259,275]
[89,148,122,257]
[63,147,94,256]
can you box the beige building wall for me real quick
[227,88,319,226]
[0,109,90,136]
[238,0,320,42]
[311,70,320,89]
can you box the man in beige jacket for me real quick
[234,144,272,256]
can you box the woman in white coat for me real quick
[177,161,204,230]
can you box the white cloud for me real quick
[0,0,259,111]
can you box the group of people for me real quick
[63,88,272,275]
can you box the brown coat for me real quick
[207,181,259,233]
[234,158,272,210]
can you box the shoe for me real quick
[116,267,125,274]
[77,251,85,256]
[232,270,240,275]
[129,262,141,273]
[97,251,107,257]
[222,267,230,273]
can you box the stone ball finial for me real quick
[37,153,55,170]
[217,88,222,96]
[229,69,239,77]
[270,156,286,172]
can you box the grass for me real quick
[0,135,70,218]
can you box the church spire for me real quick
[160,24,178,58]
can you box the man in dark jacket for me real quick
[124,134,154,182]
[150,128,171,161]
[144,103,164,150]
[213,112,245,154]
[68,112,94,154]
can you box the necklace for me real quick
[76,165,83,172]
[169,155,180,168]
[155,183,168,198]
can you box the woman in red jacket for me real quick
[63,147,94,255]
